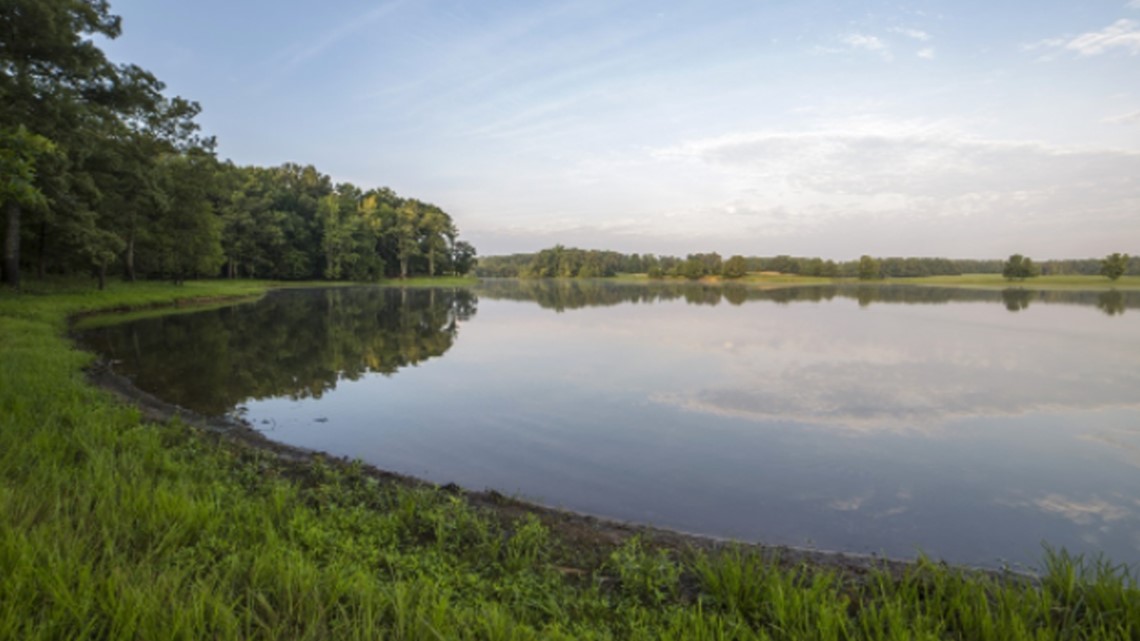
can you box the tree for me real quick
[678,257,706,280]
[1002,254,1038,281]
[0,127,55,287]
[857,255,881,280]
[1100,253,1129,281]
[722,255,747,278]
[449,241,476,275]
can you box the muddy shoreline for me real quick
[83,352,966,583]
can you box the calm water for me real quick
[79,281,1140,568]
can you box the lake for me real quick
[78,281,1140,569]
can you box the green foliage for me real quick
[1003,254,1039,281]
[858,255,882,280]
[678,257,707,280]
[723,255,748,278]
[0,126,56,209]
[1100,252,1129,281]
[607,537,681,606]
[2,281,1140,638]
[0,1,474,287]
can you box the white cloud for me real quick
[645,120,1140,255]
[917,47,935,59]
[840,33,892,60]
[1105,109,1140,125]
[842,33,886,51]
[891,27,931,41]
[1034,19,1140,57]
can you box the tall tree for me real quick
[1100,252,1129,281]
[1002,254,1038,281]
[0,127,55,287]
[858,255,881,280]
[0,0,123,287]
[722,255,747,278]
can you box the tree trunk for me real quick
[428,249,435,277]
[400,257,408,279]
[124,233,136,282]
[97,262,107,291]
[37,221,47,279]
[4,201,21,289]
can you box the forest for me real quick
[0,1,475,289]
[475,246,1140,280]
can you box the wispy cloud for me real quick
[645,119,1140,255]
[284,2,406,67]
[1105,109,1140,125]
[249,1,406,92]
[1031,19,1140,57]
[891,27,931,41]
[917,47,935,59]
[841,33,892,60]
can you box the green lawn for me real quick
[1,279,1137,639]
[896,273,1140,290]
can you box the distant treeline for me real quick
[475,246,1140,279]
[1,2,474,289]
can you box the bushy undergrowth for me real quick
[1,280,1137,639]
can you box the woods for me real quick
[0,0,474,289]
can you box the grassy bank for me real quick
[2,281,1138,639]
[379,275,480,287]
[895,273,1140,290]
[618,272,1140,290]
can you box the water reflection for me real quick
[474,279,1138,316]
[77,281,1140,567]
[80,287,476,415]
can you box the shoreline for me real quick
[81,335,996,583]
[10,279,1135,638]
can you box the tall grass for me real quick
[1,280,1137,639]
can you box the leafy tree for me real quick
[0,127,55,287]
[0,0,124,287]
[1002,254,1038,281]
[858,255,881,280]
[678,257,706,280]
[449,240,477,275]
[1100,253,1129,281]
[722,255,747,278]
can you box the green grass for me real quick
[378,275,480,287]
[2,279,1138,639]
[890,273,1140,290]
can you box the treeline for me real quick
[476,247,1140,280]
[1,1,474,289]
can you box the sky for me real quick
[100,0,1140,259]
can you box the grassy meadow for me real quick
[1,279,1138,639]
[617,272,1140,290]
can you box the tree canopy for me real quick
[1100,253,1129,281]
[0,0,475,288]
[1002,254,1039,281]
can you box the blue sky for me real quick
[102,0,1140,258]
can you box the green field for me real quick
[895,273,1140,290]
[618,272,1140,290]
[2,280,1138,639]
